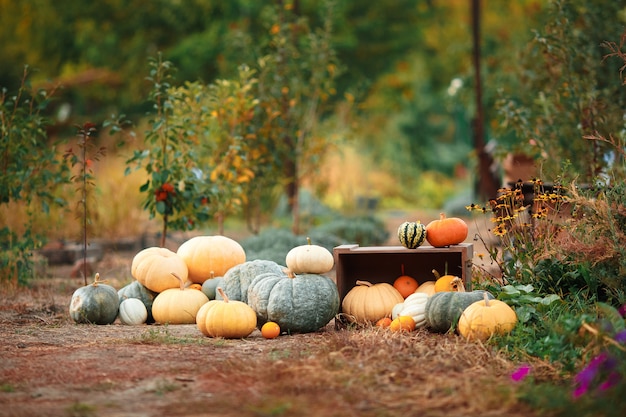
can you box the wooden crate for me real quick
[333,243,473,303]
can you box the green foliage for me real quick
[0,67,69,285]
[493,0,626,181]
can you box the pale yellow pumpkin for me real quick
[458,293,517,341]
[196,288,257,338]
[151,274,209,324]
[414,280,436,295]
[131,247,189,293]
[341,280,404,325]
[285,237,334,274]
[177,235,246,284]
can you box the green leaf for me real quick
[514,305,537,324]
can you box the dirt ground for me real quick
[0,214,527,417]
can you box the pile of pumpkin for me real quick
[339,214,518,341]
[341,269,517,341]
[68,236,340,339]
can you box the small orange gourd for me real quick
[393,264,419,298]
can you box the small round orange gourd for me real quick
[425,213,468,247]
[432,268,466,293]
[389,315,416,332]
[261,321,281,339]
[393,264,419,298]
[458,293,517,341]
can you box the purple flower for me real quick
[599,371,621,391]
[614,329,626,344]
[511,364,531,382]
[618,304,626,318]
[572,353,609,399]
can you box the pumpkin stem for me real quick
[92,272,108,286]
[483,291,490,306]
[306,236,312,245]
[450,277,466,292]
[439,212,446,220]
[217,287,229,303]
[401,264,405,276]
[171,272,185,291]
[286,270,296,279]
[431,269,441,280]
[355,280,373,287]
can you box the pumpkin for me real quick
[425,290,495,333]
[458,293,517,341]
[118,298,148,325]
[390,315,416,332]
[69,273,119,325]
[131,247,189,293]
[222,259,286,304]
[341,280,404,325]
[201,274,225,300]
[118,280,158,323]
[376,317,392,328]
[392,264,419,298]
[247,270,340,333]
[425,213,468,247]
[391,291,429,327]
[152,273,210,324]
[397,221,427,249]
[261,321,281,339]
[196,288,257,338]
[415,280,436,296]
[285,237,334,274]
[432,269,466,293]
[177,235,246,284]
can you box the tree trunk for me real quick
[471,0,500,202]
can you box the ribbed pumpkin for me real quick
[425,290,495,333]
[118,298,148,325]
[397,221,427,249]
[177,235,246,284]
[341,280,404,325]
[152,274,210,324]
[285,237,334,274]
[222,260,286,304]
[69,273,119,325]
[247,270,340,333]
[118,280,158,323]
[458,293,517,341]
[415,280,436,296]
[131,247,189,293]
[425,213,468,247]
[196,288,257,338]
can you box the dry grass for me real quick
[0,278,551,417]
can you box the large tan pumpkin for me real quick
[152,274,209,324]
[341,280,404,325]
[177,235,246,284]
[131,247,189,293]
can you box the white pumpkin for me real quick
[285,237,334,274]
[118,298,148,325]
[393,292,429,328]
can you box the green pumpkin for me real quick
[201,276,225,300]
[69,273,119,325]
[247,270,340,333]
[118,280,158,323]
[397,221,427,249]
[424,290,495,333]
[222,260,286,303]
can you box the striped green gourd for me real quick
[397,221,427,249]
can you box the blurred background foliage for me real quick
[2,0,626,243]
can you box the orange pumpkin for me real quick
[432,269,466,293]
[376,317,392,328]
[393,264,419,298]
[425,213,468,247]
[261,321,281,339]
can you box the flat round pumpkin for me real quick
[177,235,246,284]
[341,280,404,325]
[69,273,119,325]
[247,270,340,333]
[152,274,209,324]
